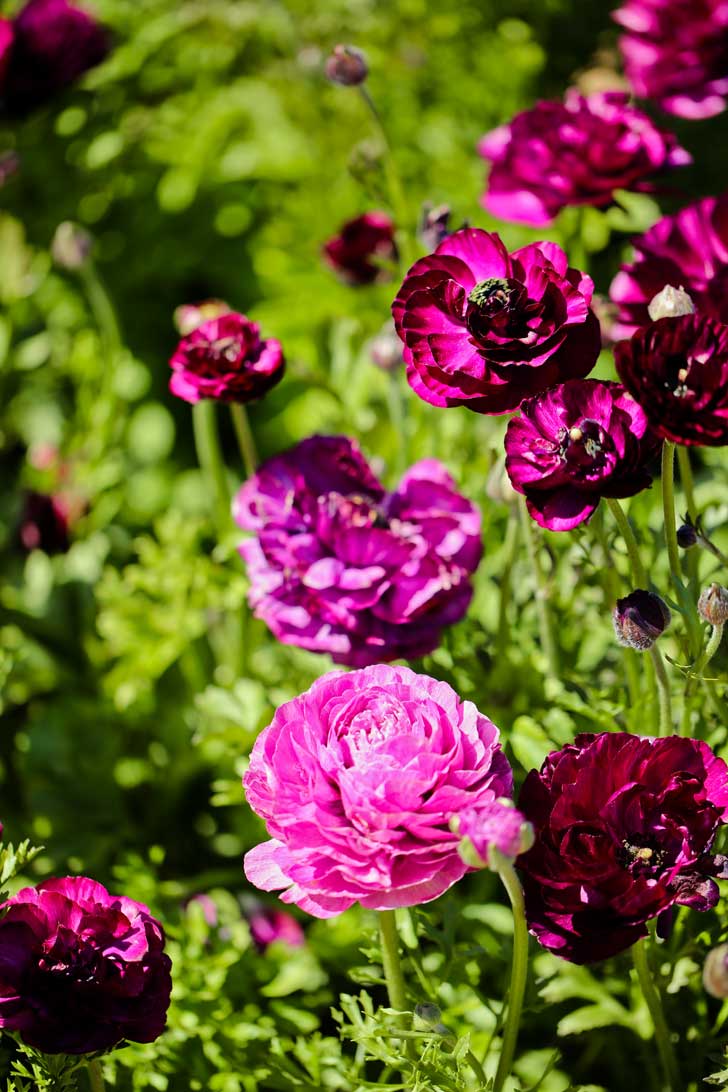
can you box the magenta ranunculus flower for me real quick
[478,90,690,228]
[504,379,658,531]
[322,212,397,285]
[243,664,513,917]
[517,733,728,964]
[2,0,109,117]
[610,194,728,337]
[233,435,481,666]
[392,228,600,415]
[615,315,728,446]
[168,311,284,405]
[0,876,172,1054]
[613,0,728,120]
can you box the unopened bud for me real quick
[414,1003,442,1026]
[704,943,728,998]
[173,299,231,336]
[647,284,696,322]
[698,583,728,626]
[418,202,451,251]
[325,45,368,87]
[613,589,671,651]
[369,322,403,372]
[51,221,93,271]
[677,522,698,548]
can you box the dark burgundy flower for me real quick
[610,194,728,337]
[324,44,368,86]
[517,733,728,963]
[504,380,658,531]
[613,589,671,650]
[2,0,109,117]
[0,876,172,1053]
[614,314,728,446]
[392,229,600,415]
[169,311,284,405]
[478,90,690,227]
[18,491,70,554]
[322,212,397,285]
[233,435,481,666]
[613,0,728,120]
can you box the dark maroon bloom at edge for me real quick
[517,733,728,964]
[322,212,397,285]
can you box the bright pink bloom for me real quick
[169,311,284,405]
[243,664,513,918]
[479,90,690,227]
[234,435,481,666]
[322,212,397,285]
[614,0,728,119]
[392,228,600,415]
[246,905,305,951]
[610,194,728,336]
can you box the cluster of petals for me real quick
[392,228,600,415]
[615,315,728,446]
[233,435,481,666]
[0,0,109,117]
[504,379,658,531]
[613,0,728,120]
[0,876,172,1054]
[610,193,728,336]
[168,310,284,405]
[243,664,513,917]
[517,733,728,964]
[478,90,690,228]
[322,212,397,285]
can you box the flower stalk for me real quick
[378,910,414,1063]
[192,401,231,533]
[357,86,414,267]
[632,938,680,1092]
[662,442,702,656]
[519,498,559,683]
[492,853,529,1092]
[86,1059,106,1092]
[230,403,258,480]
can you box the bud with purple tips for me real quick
[698,583,728,626]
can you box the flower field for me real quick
[1,1,728,1089]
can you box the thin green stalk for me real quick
[492,854,529,1092]
[80,262,124,448]
[593,507,641,711]
[648,644,674,736]
[662,442,702,656]
[86,1059,106,1092]
[386,369,409,473]
[676,446,697,523]
[605,497,647,587]
[378,910,414,1064]
[230,403,258,480]
[358,85,414,267]
[632,939,680,1092]
[192,400,231,533]
[519,498,559,683]
[496,506,520,659]
[689,623,724,691]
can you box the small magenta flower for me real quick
[246,904,305,952]
[613,0,728,119]
[613,590,671,650]
[324,44,368,86]
[18,491,71,553]
[0,877,172,1053]
[169,311,284,405]
[322,212,397,285]
[504,380,658,531]
[610,194,728,336]
[454,800,534,870]
[392,228,601,415]
[614,315,728,446]
[233,435,481,666]
[517,733,728,963]
[243,664,513,917]
[478,90,690,227]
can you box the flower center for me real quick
[558,418,610,475]
[664,353,693,398]
[465,277,535,340]
[39,930,104,986]
[618,836,670,876]
[203,335,244,365]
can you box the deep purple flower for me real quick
[392,228,600,415]
[615,314,728,446]
[0,876,172,1054]
[610,194,728,337]
[243,664,513,917]
[322,212,397,285]
[246,905,305,952]
[517,733,728,963]
[233,435,481,666]
[18,491,70,554]
[2,0,109,117]
[478,90,690,227]
[613,0,728,119]
[169,311,284,405]
[613,589,671,650]
[504,380,658,531]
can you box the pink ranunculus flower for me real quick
[478,90,690,228]
[392,228,600,415]
[233,435,482,666]
[610,194,728,337]
[243,664,513,918]
[613,0,728,120]
[322,212,397,285]
[168,311,284,405]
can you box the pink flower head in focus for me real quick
[169,311,284,405]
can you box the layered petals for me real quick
[168,311,284,405]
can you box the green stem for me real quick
[676,446,697,523]
[648,644,674,736]
[663,442,702,656]
[519,498,559,683]
[690,623,724,688]
[593,508,642,711]
[378,910,414,1064]
[492,854,529,1092]
[605,498,647,587]
[230,403,258,480]
[358,85,414,267]
[632,939,680,1092]
[386,369,409,473]
[192,401,231,533]
[80,262,124,448]
[496,505,520,659]
[86,1059,106,1092]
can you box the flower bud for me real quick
[453,799,534,871]
[677,522,698,548]
[647,284,696,322]
[369,322,403,372]
[698,583,728,626]
[414,1003,442,1026]
[703,943,728,999]
[612,589,671,650]
[173,299,231,336]
[51,221,93,271]
[324,45,368,87]
[418,202,451,251]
